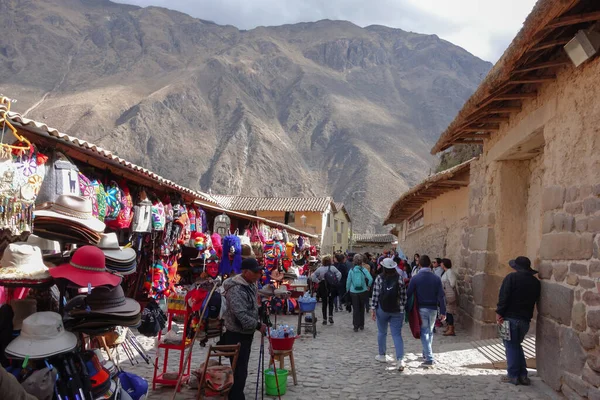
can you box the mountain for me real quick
[0,0,492,232]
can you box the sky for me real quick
[115,0,537,62]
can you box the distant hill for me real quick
[0,0,491,231]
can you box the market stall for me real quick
[0,96,319,398]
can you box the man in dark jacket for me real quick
[406,255,446,368]
[220,258,266,400]
[496,256,541,386]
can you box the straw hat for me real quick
[381,258,398,270]
[26,234,61,255]
[35,194,105,233]
[0,243,50,281]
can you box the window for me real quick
[407,209,424,233]
[341,221,345,234]
[327,214,330,228]
[285,211,295,224]
[334,219,339,232]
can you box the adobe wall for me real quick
[399,185,469,267]
[461,56,600,397]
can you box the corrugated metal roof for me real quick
[353,233,396,243]
[212,196,333,213]
[3,105,216,203]
[195,201,318,238]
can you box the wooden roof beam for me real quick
[528,38,570,52]
[462,126,500,132]
[493,92,538,100]
[460,133,490,139]
[507,75,556,84]
[439,180,469,186]
[546,10,600,29]
[486,106,522,113]
[477,116,510,123]
[513,59,570,73]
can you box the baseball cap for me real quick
[241,257,262,273]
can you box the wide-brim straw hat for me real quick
[35,194,105,233]
[0,242,51,281]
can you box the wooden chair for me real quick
[196,344,241,400]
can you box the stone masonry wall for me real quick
[457,56,600,398]
[536,185,600,398]
[455,157,501,338]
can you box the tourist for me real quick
[410,253,420,276]
[347,254,373,332]
[220,257,267,400]
[394,256,409,281]
[441,258,457,336]
[371,258,408,371]
[496,256,540,386]
[334,253,349,311]
[406,255,446,368]
[433,258,444,277]
[311,255,342,325]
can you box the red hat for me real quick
[49,246,122,287]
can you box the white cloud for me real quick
[115,0,537,62]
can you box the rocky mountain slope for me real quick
[0,0,491,231]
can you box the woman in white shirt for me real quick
[441,258,457,336]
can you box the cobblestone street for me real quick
[124,310,558,400]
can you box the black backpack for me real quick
[324,266,339,287]
[379,275,401,313]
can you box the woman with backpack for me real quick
[310,255,342,325]
[371,258,408,370]
[346,254,373,332]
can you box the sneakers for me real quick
[329,317,334,324]
[353,327,359,332]
[322,320,327,325]
[397,359,406,371]
[375,354,394,363]
[421,360,434,369]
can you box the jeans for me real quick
[503,318,530,379]
[446,313,454,326]
[376,306,405,360]
[351,292,367,329]
[219,330,255,400]
[419,308,438,362]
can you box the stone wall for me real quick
[456,56,600,397]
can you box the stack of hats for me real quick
[26,234,65,266]
[0,243,52,286]
[65,285,141,333]
[34,194,106,245]
[98,233,137,275]
[82,350,117,399]
[49,245,122,288]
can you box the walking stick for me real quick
[171,279,221,399]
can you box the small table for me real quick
[296,310,317,338]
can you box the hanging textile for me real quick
[219,234,241,275]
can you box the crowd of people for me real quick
[308,250,458,370]
[219,246,540,399]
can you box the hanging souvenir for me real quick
[219,234,241,275]
[35,151,79,206]
[214,213,230,236]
